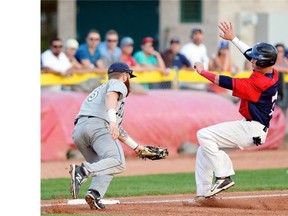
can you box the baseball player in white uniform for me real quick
[189,21,279,204]
[69,62,145,210]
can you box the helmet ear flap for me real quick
[255,60,265,68]
[256,59,276,68]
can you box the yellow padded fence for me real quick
[41,70,284,86]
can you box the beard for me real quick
[124,79,131,97]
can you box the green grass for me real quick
[41,168,288,200]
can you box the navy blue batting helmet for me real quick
[245,43,278,68]
[108,62,136,78]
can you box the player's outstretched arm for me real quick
[218,21,250,54]
[194,62,219,85]
[194,62,233,90]
[118,126,145,152]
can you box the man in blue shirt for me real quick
[75,29,101,69]
[97,29,122,69]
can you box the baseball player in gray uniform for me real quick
[69,62,145,210]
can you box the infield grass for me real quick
[41,168,288,200]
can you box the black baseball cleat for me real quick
[85,189,106,210]
[69,164,88,199]
[204,176,235,198]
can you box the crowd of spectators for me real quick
[41,27,288,96]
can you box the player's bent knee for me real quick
[196,129,212,150]
[115,158,126,172]
[196,129,207,141]
[117,162,126,173]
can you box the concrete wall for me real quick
[159,0,219,53]
[57,0,77,43]
[160,0,288,70]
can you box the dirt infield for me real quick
[41,191,288,215]
[41,146,288,215]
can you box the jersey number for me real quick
[269,91,278,116]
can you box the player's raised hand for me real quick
[218,21,235,41]
[193,62,204,74]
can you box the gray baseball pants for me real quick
[72,116,126,198]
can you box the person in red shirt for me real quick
[120,36,146,72]
[189,21,279,205]
[120,36,147,94]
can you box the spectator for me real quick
[133,36,167,89]
[181,28,209,69]
[161,36,192,70]
[207,40,239,98]
[64,38,82,69]
[97,29,122,69]
[41,37,73,92]
[120,36,147,94]
[73,30,106,92]
[120,36,144,71]
[161,36,193,89]
[208,41,238,74]
[75,29,101,69]
[274,43,288,115]
[180,28,209,90]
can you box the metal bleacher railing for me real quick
[40,69,267,89]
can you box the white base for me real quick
[67,199,120,205]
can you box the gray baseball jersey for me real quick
[76,79,127,125]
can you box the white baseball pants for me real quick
[195,118,268,196]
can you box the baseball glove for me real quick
[137,145,169,160]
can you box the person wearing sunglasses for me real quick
[97,29,122,69]
[75,29,102,69]
[41,37,73,92]
[73,29,107,92]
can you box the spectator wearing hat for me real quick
[161,37,192,70]
[208,40,238,74]
[161,37,193,89]
[207,40,239,98]
[180,28,209,70]
[120,37,137,68]
[64,38,82,69]
[133,36,167,89]
[120,36,147,94]
[180,28,209,91]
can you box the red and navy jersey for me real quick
[232,69,279,128]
